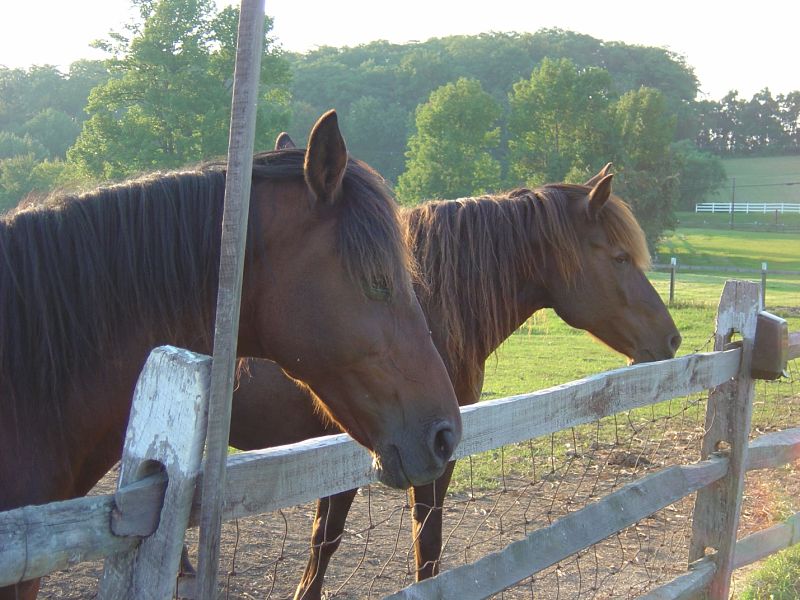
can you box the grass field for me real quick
[711,155,800,204]
[676,210,800,232]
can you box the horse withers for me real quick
[225,153,681,599]
[0,111,461,599]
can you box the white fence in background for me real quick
[695,202,800,214]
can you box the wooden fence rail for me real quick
[0,280,797,598]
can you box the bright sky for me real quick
[1,0,797,100]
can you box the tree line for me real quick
[0,0,797,247]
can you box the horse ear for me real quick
[274,132,296,150]
[587,173,613,220]
[583,162,613,188]
[304,110,347,204]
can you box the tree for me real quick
[68,0,291,180]
[396,78,501,204]
[0,155,76,213]
[611,87,679,248]
[21,109,82,158]
[671,140,727,210]
[344,96,409,182]
[0,132,47,160]
[507,57,614,187]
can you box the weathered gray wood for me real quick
[190,433,376,525]
[455,349,739,459]
[689,280,760,600]
[733,511,800,569]
[384,458,728,600]
[99,346,211,600]
[0,472,169,587]
[789,331,800,360]
[638,559,716,600]
[746,427,800,471]
[196,2,266,598]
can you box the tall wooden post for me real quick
[689,280,760,598]
[196,1,265,598]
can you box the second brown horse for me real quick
[227,156,681,599]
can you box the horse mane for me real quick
[0,167,232,413]
[0,149,411,418]
[404,183,649,368]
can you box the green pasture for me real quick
[676,210,800,232]
[712,155,800,204]
[657,228,800,272]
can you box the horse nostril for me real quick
[431,424,457,463]
[669,333,682,354]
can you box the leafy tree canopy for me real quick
[68,0,291,180]
[396,78,501,203]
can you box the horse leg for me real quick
[409,460,456,580]
[0,578,40,600]
[294,488,358,600]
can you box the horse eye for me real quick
[364,280,391,302]
[614,253,630,264]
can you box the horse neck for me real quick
[407,196,553,376]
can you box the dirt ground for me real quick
[34,419,800,600]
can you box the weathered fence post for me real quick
[688,280,760,599]
[761,262,767,308]
[98,346,211,600]
[669,257,677,305]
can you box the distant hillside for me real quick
[711,156,800,204]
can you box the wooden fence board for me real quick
[0,474,165,587]
[454,350,739,459]
[733,511,800,568]
[638,559,716,600]
[384,459,728,600]
[746,427,800,470]
[789,332,800,360]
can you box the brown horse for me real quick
[224,152,682,599]
[0,111,462,599]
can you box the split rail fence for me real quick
[0,278,798,599]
